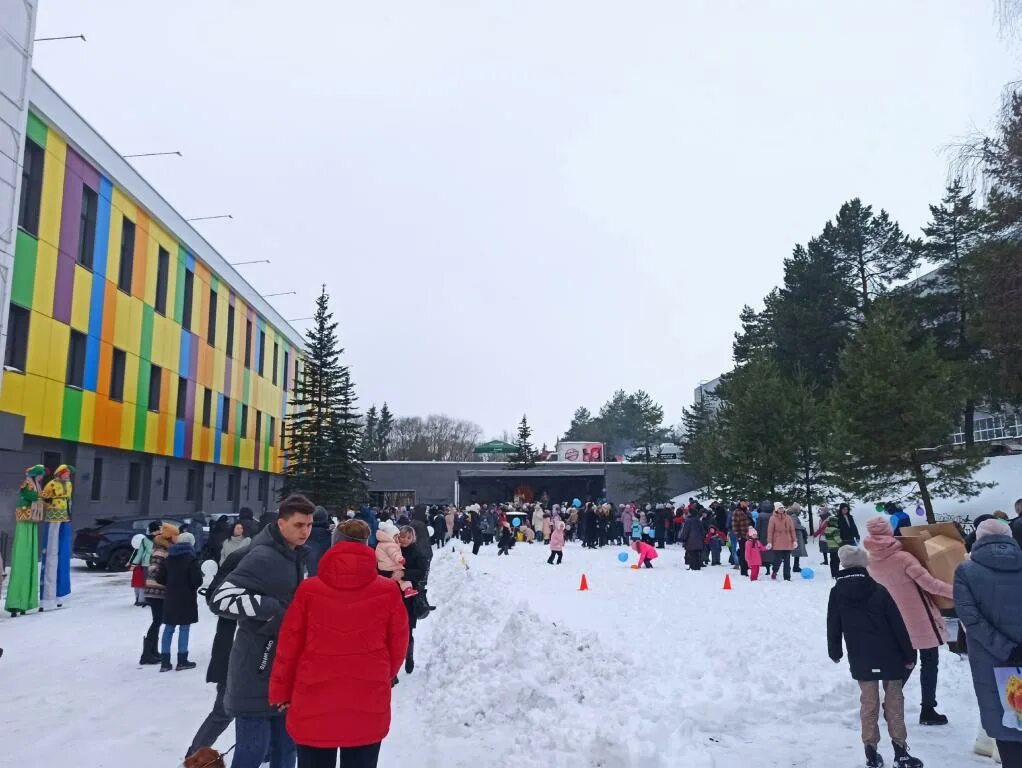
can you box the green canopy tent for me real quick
[474,440,518,455]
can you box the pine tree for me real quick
[680,393,722,497]
[732,291,780,365]
[508,414,538,469]
[563,406,602,442]
[362,405,379,460]
[623,391,670,504]
[283,286,351,507]
[771,239,856,386]
[819,199,919,319]
[334,368,368,508]
[376,403,394,460]
[917,180,989,445]
[781,370,833,534]
[713,356,800,501]
[827,304,990,523]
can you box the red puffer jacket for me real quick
[269,541,409,748]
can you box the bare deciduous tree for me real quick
[388,414,485,461]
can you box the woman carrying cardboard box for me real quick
[864,516,954,727]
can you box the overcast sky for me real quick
[33,1,1018,446]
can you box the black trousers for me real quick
[643,559,653,568]
[187,681,231,758]
[297,742,382,768]
[737,539,748,576]
[145,598,164,649]
[547,550,562,564]
[829,552,841,578]
[472,534,482,555]
[996,740,1022,768]
[771,550,792,580]
[685,550,703,570]
[497,546,510,555]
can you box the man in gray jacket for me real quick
[212,493,314,768]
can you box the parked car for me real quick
[74,515,195,571]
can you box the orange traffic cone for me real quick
[723,574,732,591]
[579,574,589,591]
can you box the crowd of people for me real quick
[110,491,1022,768]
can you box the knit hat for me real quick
[976,519,1012,541]
[866,516,893,537]
[177,531,195,547]
[773,502,785,511]
[839,545,869,570]
[155,523,180,547]
[378,520,399,536]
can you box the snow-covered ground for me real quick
[0,538,999,767]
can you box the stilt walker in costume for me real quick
[5,465,45,616]
[39,464,74,611]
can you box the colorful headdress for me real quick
[55,464,74,476]
[26,464,45,478]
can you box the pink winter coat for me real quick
[863,516,952,649]
[768,512,797,551]
[548,522,565,552]
[745,539,764,567]
[375,530,405,573]
[634,540,658,566]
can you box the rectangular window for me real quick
[221,397,230,434]
[211,472,216,501]
[127,462,142,502]
[202,388,212,427]
[226,304,235,358]
[258,475,268,501]
[77,185,98,269]
[244,319,253,368]
[154,246,170,315]
[255,409,262,445]
[4,304,29,371]
[176,375,188,419]
[162,464,170,501]
[110,348,126,401]
[258,330,266,375]
[280,417,286,448]
[182,269,194,331]
[283,351,289,392]
[227,473,237,502]
[185,468,196,501]
[268,416,276,446]
[272,342,279,385]
[117,217,135,292]
[240,404,248,437]
[148,365,162,412]
[90,457,103,501]
[294,358,300,388]
[66,330,86,388]
[207,288,217,346]
[18,139,44,236]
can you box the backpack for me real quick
[201,546,249,614]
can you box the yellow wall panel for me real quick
[32,241,58,318]
[106,206,124,285]
[21,374,48,435]
[70,265,92,333]
[143,235,158,306]
[144,412,159,453]
[38,133,66,252]
[123,353,140,406]
[126,297,143,357]
[79,390,95,444]
[120,403,136,446]
[40,379,64,438]
[25,311,52,378]
[0,371,26,416]
[46,321,70,385]
[112,291,134,351]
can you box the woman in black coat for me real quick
[837,502,860,546]
[155,531,203,672]
[679,511,706,570]
[397,526,428,676]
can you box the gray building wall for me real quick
[366,461,699,506]
[0,435,283,538]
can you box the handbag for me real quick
[411,591,431,621]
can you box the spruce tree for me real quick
[376,403,394,460]
[680,394,722,497]
[819,199,918,319]
[334,368,368,508]
[827,305,989,523]
[508,414,538,469]
[362,405,379,460]
[283,286,349,507]
[623,391,670,504]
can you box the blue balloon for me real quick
[751,511,759,523]
[889,514,900,529]
[512,517,521,527]
[800,567,815,580]
[572,498,582,509]
[617,551,629,563]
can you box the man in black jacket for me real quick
[212,494,314,768]
[828,545,922,768]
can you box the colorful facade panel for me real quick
[3,111,298,473]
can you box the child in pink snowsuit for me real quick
[632,539,658,568]
[547,520,565,565]
[745,529,764,581]
[375,521,417,597]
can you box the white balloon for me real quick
[427,525,435,537]
[200,559,219,588]
[130,533,144,549]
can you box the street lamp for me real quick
[186,214,233,222]
[123,151,182,159]
[262,291,296,298]
[231,260,270,266]
[35,34,86,42]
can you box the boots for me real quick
[139,635,161,665]
[865,744,884,767]
[919,705,948,726]
[892,743,923,767]
[176,652,197,671]
[405,639,414,674]
[159,653,173,672]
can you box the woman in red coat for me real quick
[269,519,409,768]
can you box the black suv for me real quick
[73,515,203,571]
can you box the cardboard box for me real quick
[898,523,967,610]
